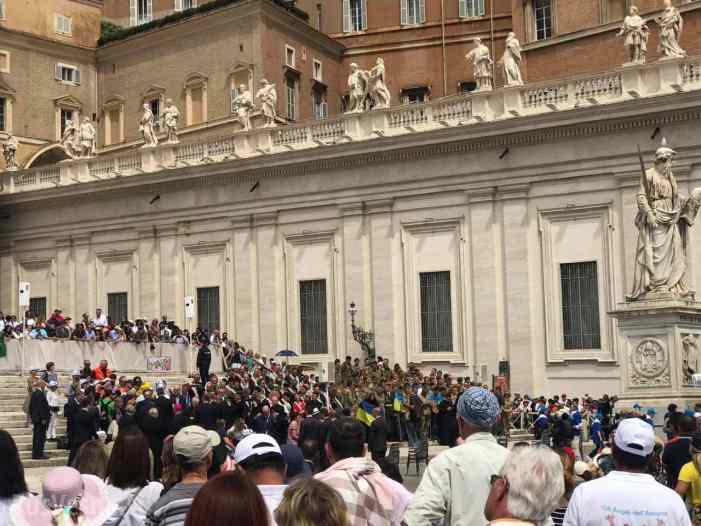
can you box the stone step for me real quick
[16,441,59,452]
[8,426,67,438]
[23,456,70,469]
[19,448,67,461]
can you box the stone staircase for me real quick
[0,372,190,469]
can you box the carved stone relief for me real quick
[630,338,670,387]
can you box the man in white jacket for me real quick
[403,387,509,526]
[45,381,61,440]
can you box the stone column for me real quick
[254,212,280,354]
[72,235,92,318]
[232,215,255,346]
[615,171,641,297]
[340,203,365,360]
[0,243,16,314]
[467,188,506,383]
[158,226,179,324]
[497,184,534,394]
[55,238,74,316]
[138,227,160,320]
[366,199,396,364]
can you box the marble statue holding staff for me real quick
[656,0,686,59]
[61,119,80,159]
[629,139,701,300]
[162,98,180,144]
[368,58,390,109]
[346,63,369,113]
[256,79,277,128]
[618,5,648,65]
[78,117,96,158]
[2,133,18,171]
[140,103,159,148]
[232,84,254,130]
[501,32,523,86]
[465,37,493,91]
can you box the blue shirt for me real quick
[591,419,603,446]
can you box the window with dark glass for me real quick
[560,261,601,350]
[535,0,553,40]
[0,97,6,132]
[420,271,453,353]
[300,279,328,355]
[107,292,128,324]
[400,86,430,104]
[197,287,220,334]
[29,297,47,320]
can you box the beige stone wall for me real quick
[0,28,97,169]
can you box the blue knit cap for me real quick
[457,387,501,428]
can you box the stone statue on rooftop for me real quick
[501,32,523,87]
[618,6,648,65]
[140,103,159,148]
[656,0,686,59]
[61,119,80,159]
[346,63,369,113]
[256,79,277,128]
[162,98,180,144]
[2,133,18,171]
[232,84,254,130]
[368,58,391,110]
[465,37,493,91]
[628,138,701,301]
[78,117,96,158]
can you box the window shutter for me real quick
[321,101,328,119]
[400,0,407,25]
[477,0,485,16]
[74,68,80,85]
[129,0,137,26]
[361,0,367,30]
[459,0,466,17]
[147,0,153,21]
[175,0,182,11]
[419,0,425,23]
[342,0,350,32]
[67,17,72,34]
[54,63,62,80]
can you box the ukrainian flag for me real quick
[356,400,376,427]
[393,391,404,412]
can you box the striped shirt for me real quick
[145,482,204,526]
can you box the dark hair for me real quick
[184,471,269,526]
[72,440,109,479]
[612,441,650,470]
[105,428,151,488]
[46,362,55,370]
[0,429,28,498]
[328,418,365,460]
[678,415,697,435]
[239,453,287,476]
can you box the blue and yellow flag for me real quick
[356,400,376,426]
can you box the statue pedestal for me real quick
[609,299,701,405]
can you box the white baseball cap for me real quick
[614,417,655,457]
[234,433,282,465]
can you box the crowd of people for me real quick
[6,343,701,526]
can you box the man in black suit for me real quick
[155,386,174,432]
[29,381,51,459]
[67,397,98,465]
[368,407,389,463]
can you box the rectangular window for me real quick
[420,271,453,353]
[313,92,327,120]
[0,0,5,20]
[313,59,322,82]
[29,297,47,320]
[175,0,196,10]
[401,0,425,25]
[0,51,9,73]
[300,279,328,355]
[149,97,161,130]
[130,0,152,26]
[459,81,477,93]
[190,87,203,124]
[343,0,367,32]
[400,86,430,104]
[285,46,296,68]
[60,108,75,137]
[55,14,72,35]
[197,287,220,334]
[107,292,128,324]
[316,3,322,30]
[560,261,601,350]
[535,0,553,40]
[0,97,6,132]
[459,0,485,18]
[286,77,296,121]
[54,63,80,84]
[107,109,120,145]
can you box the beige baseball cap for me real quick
[173,425,220,463]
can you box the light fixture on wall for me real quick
[348,302,376,364]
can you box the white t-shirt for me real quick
[564,471,691,526]
[258,484,287,526]
[105,481,164,526]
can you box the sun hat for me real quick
[456,387,501,428]
[574,460,590,476]
[10,468,116,526]
[173,425,219,463]
[614,417,655,457]
[234,433,283,465]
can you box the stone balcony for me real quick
[5,56,701,194]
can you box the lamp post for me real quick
[348,301,376,363]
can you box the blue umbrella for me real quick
[275,349,298,357]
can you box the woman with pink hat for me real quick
[10,467,116,526]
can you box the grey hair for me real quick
[501,446,564,526]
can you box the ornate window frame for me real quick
[538,203,617,363]
[184,72,208,126]
[141,84,166,131]
[102,95,125,146]
[95,250,138,322]
[54,95,82,141]
[401,217,472,365]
